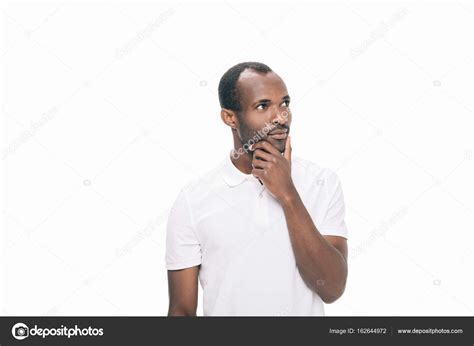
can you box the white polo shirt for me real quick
[165,151,348,316]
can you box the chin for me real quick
[271,139,286,153]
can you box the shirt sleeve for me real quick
[165,188,202,270]
[317,171,349,239]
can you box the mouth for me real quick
[268,129,288,140]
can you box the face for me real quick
[233,70,292,154]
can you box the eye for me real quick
[256,103,267,110]
[281,100,290,108]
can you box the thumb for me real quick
[284,135,292,162]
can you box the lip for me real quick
[269,132,288,140]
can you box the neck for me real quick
[230,130,253,174]
[230,149,253,175]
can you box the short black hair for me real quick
[218,61,273,111]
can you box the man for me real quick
[165,62,348,316]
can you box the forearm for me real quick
[168,307,196,317]
[168,299,197,316]
[280,188,347,303]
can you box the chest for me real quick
[194,188,293,259]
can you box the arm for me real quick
[250,137,348,303]
[280,191,348,304]
[167,265,200,316]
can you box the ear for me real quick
[220,108,239,130]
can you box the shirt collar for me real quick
[222,150,253,187]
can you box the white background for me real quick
[1,1,472,316]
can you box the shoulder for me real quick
[292,155,340,186]
[178,158,227,200]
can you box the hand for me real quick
[250,135,296,203]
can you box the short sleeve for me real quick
[318,172,348,239]
[165,188,202,270]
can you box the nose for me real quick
[270,107,290,127]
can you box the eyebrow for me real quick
[251,95,291,107]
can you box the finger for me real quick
[253,148,274,162]
[251,140,280,156]
[252,158,269,169]
[251,167,265,179]
[284,135,292,162]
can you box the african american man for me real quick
[165,62,348,316]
